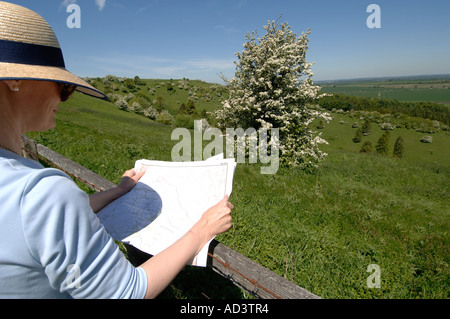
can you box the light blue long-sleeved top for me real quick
[0,150,147,298]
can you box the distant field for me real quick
[320,80,450,104]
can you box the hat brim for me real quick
[0,62,107,100]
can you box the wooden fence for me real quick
[21,135,320,299]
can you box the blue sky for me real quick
[7,0,450,83]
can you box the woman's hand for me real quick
[189,195,234,250]
[140,195,234,299]
[89,168,145,214]
[116,168,145,196]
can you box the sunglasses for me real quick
[57,82,77,102]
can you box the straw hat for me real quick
[0,1,106,99]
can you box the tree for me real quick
[124,78,135,90]
[185,99,196,115]
[353,128,363,143]
[155,96,164,111]
[361,119,371,136]
[316,120,324,129]
[393,136,404,158]
[177,99,196,116]
[177,103,187,114]
[360,141,373,153]
[215,20,331,170]
[376,130,390,155]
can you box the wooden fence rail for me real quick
[21,135,320,299]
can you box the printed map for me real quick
[97,155,236,266]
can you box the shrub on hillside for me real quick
[178,99,197,115]
[124,78,136,90]
[393,136,404,159]
[156,110,174,125]
[155,96,165,112]
[198,118,211,132]
[420,136,433,144]
[380,122,395,130]
[114,97,128,111]
[317,120,325,129]
[376,130,390,155]
[352,128,363,143]
[134,76,146,86]
[360,141,373,153]
[103,74,119,84]
[174,114,195,129]
[361,119,371,136]
[143,106,159,120]
[129,102,143,115]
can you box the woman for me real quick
[0,1,233,299]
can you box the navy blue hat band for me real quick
[0,39,65,68]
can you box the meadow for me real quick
[27,78,449,299]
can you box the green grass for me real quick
[27,88,449,299]
[222,156,449,298]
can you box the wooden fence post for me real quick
[21,135,39,161]
[208,240,320,299]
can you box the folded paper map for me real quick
[97,154,236,267]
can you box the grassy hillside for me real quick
[87,76,227,123]
[27,81,449,299]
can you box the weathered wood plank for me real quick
[35,143,117,192]
[208,240,320,299]
[21,135,39,161]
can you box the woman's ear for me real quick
[2,80,22,92]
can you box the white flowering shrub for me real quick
[198,118,211,132]
[143,106,159,120]
[129,102,143,115]
[108,93,121,103]
[114,96,128,111]
[156,110,174,125]
[215,20,330,171]
[124,93,135,102]
[420,136,433,144]
[103,74,119,84]
[380,122,395,130]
